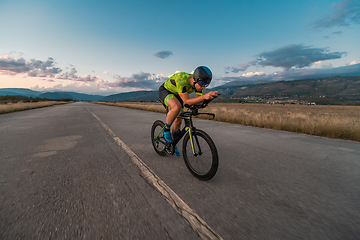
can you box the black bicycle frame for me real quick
[157,97,215,156]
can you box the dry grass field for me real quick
[96,102,360,142]
[0,101,69,114]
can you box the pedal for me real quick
[165,143,174,155]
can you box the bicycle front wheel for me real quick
[182,129,218,181]
[151,120,166,156]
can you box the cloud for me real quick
[0,53,168,93]
[256,44,346,70]
[0,55,102,84]
[241,72,266,78]
[224,62,256,73]
[32,71,166,94]
[75,74,102,83]
[31,83,114,96]
[310,61,333,69]
[323,30,344,39]
[311,0,360,29]
[219,63,360,83]
[0,55,62,77]
[346,60,357,65]
[105,71,166,89]
[224,44,347,74]
[41,79,55,83]
[0,55,30,74]
[57,67,78,79]
[154,51,173,59]
[57,69,106,84]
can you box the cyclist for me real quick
[158,66,219,156]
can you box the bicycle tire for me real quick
[151,120,167,156]
[182,129,218,180]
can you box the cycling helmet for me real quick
[193,66,212,87]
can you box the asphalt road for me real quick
[1,102,360,239]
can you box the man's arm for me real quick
[180,91,219,106]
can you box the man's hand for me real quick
[204,91,219,100]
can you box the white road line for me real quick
[87,108,223,240]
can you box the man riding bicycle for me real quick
[158,66,219,156]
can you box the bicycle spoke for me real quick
[151,120,167,156]
[183,130,217,179]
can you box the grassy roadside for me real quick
[0,101,70,114]
[95,101,360,142]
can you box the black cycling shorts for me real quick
[158,84,184,109]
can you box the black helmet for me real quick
[193,66,212,87]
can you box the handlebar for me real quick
[183,98,215,119]
[184,98,211,111]
[184,93,220,111]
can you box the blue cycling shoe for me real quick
[163,130,173,143]
[174,146,180,156]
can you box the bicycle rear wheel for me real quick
[182,129,218,180]
[151,120,167,156]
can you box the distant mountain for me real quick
[2,76,360,104]
[0,90,19,96]
[101,91,159,102]
[60,92,103,101]
[0,88,104,101]
[0,88,41,98]
[38,92,75,100]
[38,91,104,101]
[216,76,360,101]
[213,80,273,89]
[100,89,212,102]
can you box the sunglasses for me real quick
[197,78,209,87]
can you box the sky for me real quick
[0,0,359,95]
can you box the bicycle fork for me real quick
[188,127,202,156]
[182,115,202,157]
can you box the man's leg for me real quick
[166,98,182,156]
[162,97,181,143]
[173,117,183,132]
[165,98,182,129]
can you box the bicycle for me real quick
[151,98,219,181]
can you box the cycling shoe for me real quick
[174,146,180,156]
[164,130,173,143]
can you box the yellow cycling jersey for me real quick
[163,72,202,96]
